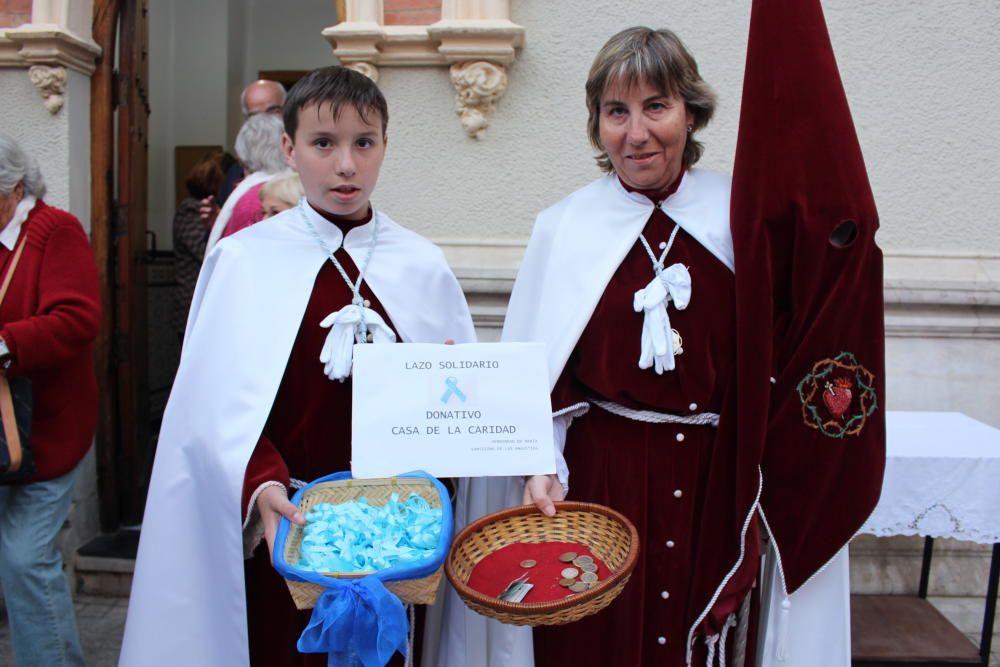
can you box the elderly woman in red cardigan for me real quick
[0,131,101,667]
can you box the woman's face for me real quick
[260,194,293,219]
[598,79,692,192]
[0,181,24,230]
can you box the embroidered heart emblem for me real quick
[823,379,853,418]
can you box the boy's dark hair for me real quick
[283,66,389,140]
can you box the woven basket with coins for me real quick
[446,501,639,626]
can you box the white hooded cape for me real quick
[425,169,734,667]
[505,169,733,389]
[119,203,475,667]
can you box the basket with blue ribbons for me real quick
[273,470,452,667]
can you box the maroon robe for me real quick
[534,176,759,666]
[732,0,885,594]
[238,209,417,667]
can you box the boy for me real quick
[120,67,475,667]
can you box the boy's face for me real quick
[282,102,386,220]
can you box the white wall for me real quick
[1,68,90,230]
[374,0,1000,253]
[147,0,338,248]
[147,0,244,248]
[148,1,1000,254]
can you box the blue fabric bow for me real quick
[297,576,407,667]
[273,471,452,667]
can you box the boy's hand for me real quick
[523,474,564,517]
[257,485,305,559]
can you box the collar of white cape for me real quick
[500,168,733,388]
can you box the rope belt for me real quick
[590,398,720,427]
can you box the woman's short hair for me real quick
[259,170,304,207]
[0,131,47,198]
[586,27,717,171]
[184,152,224,200]
[234,114,287,174]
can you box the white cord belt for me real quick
[590,398,720,427]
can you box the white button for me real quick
[673,489,683,498]
[666,540,675,548]
[661,590,670,599]
[659,241,667,250]
[769,376,776,384]
[675,433,685,442]
[657,636,666,645]
[363,299,371,308]
[366,333,374,342]
[689,402,698,411]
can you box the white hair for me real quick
[0,132,47,198]
[234,114,287,174]
[259,170,304,207]
[240,80,287,119]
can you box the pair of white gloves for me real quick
[318,303,396,381]
[633,263,691,374]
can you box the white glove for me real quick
[318,304,397,381]
[633,262,691,374]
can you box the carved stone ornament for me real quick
[28,65,67,114]
[346,61,379,83]
[449,61,508,139]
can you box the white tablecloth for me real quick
[860,411,1000,544]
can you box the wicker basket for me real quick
[282,477,445,610]
[445,501,639,626]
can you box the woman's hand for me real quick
[523,474,564,517]
[256,485,305,558]
[199,196,220,228]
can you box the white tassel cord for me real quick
[635,225,691,374]
[705,634,719,667]
[718,613,736,667]
[405,603,415,667]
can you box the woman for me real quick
[205,113,287,251]
[507,28,758,666]
[257,170,304,220]
[0,132,100,666]
[173,151,223,339]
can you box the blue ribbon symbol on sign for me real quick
[440,376,467,404]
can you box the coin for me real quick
[559,551,578,563]
[559,577,575,587]
[581,572,598,584]
[560,567,579,579]
[569,582,588,593]
[519,559,537,568]
[576,555,594,565]
[582,563,598,573]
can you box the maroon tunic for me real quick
[534,178,758,666]
[239,208,415,667]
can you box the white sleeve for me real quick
[551,402,590,495]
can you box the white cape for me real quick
[503,170,734,389]
[119,203,475,667]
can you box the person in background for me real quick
[259,170,304,220]
[0,132,100,667]
[173,151,223,340]
[216,80,287,206]
[205,113,287,253]
[220,169,303,240]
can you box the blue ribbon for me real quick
[440,376,467,404]
[273,471,452,667]
[297,577,407,667]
